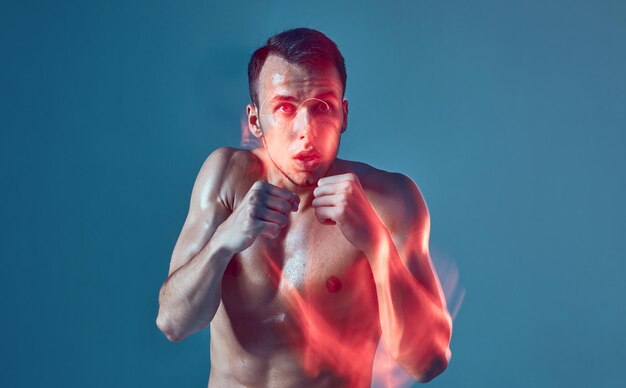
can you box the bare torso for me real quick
[208,149,395,388]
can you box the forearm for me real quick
[366,228,452,382]
[156,226,233,342]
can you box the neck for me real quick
[265,166,317,209]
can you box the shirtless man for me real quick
[156,28,452,387]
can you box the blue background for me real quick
[2,1,625,387]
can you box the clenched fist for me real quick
[312,173,386,254]
[217,180,299,254]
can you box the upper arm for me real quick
[384,173,446,308]
[167,147,235,277]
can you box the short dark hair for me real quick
[247,28,347,107]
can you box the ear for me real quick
[247,103,263,138]
[340,98,349,134]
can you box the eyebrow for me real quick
[269,95,298,102]
[269,91,340,103]
[314,91,340,102]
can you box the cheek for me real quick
[318,115,342,129]
[310,138,339,163]
[265,131,295,158]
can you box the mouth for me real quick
[293,150,321,170]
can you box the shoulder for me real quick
[337,159,429,234]
[200,146,261,171]
[195,146,242,187]
[195,147,264,210]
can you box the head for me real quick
[246,28,349,187]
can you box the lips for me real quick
[294,150,321,160]
[294,150,321,170]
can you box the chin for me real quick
[288,165,330,186]
[290,172,318,187]
[276,159,330,187]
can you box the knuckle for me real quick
[283,199,294,211]
[249,206,261,219]
[248,191,259,204]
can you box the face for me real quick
[247,55,348,187]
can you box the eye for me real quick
[276,103,296,114]
[315,101,331,113]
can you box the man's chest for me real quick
[220,207,378,325]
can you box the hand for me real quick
[312,173,385,254]
[216,181,299,254]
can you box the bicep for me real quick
[388,175,445,307]
[167,148,234,276]
[391,218,442,305]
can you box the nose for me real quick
[294,108,317,142]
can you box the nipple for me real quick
[227,258,241,277]
[326,276,342,293]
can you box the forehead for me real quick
[257,55,343,102]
